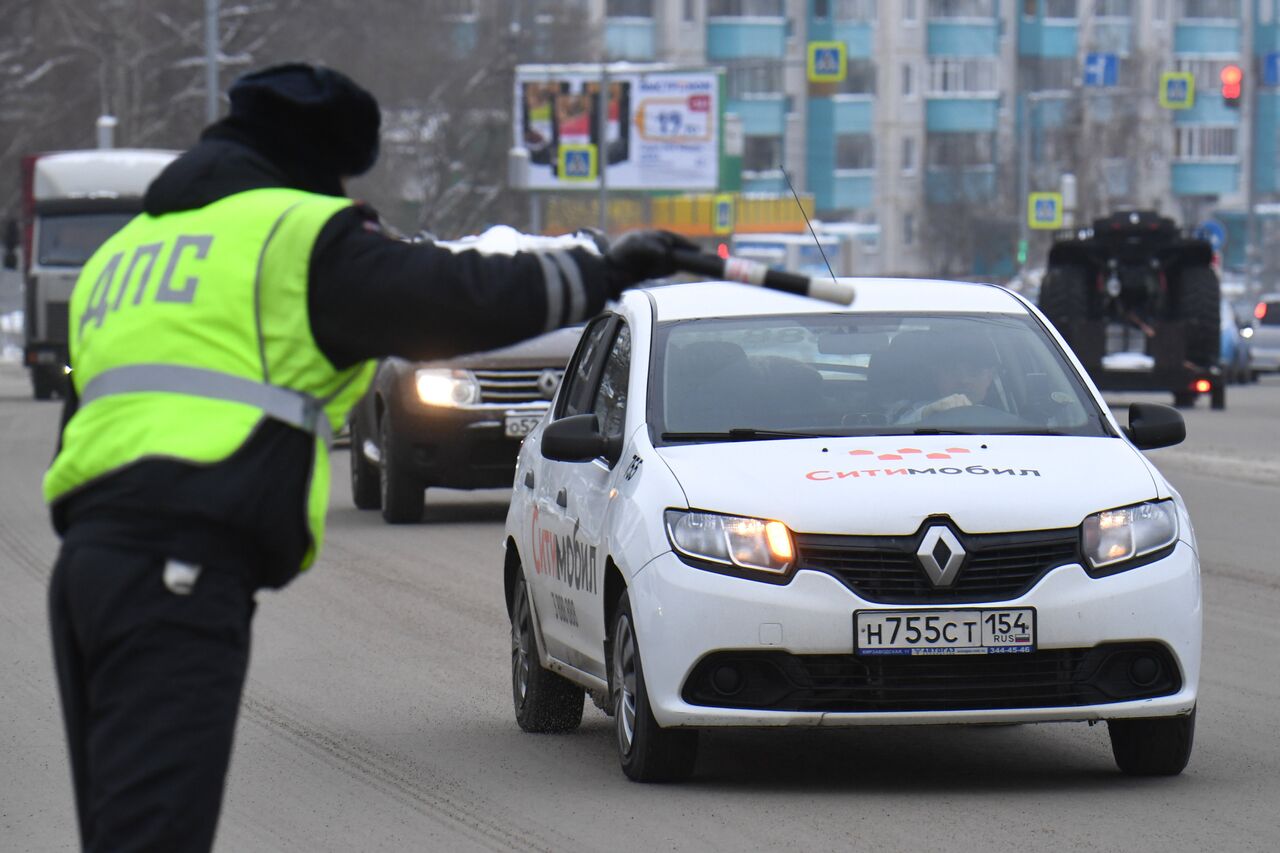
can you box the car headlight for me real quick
[414,368,480,407]
[664,509,794,582]
[1082,499,1178,575]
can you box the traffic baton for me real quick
[669,250,855,306]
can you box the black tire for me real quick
[510,575,585,733]
[611,591,698,782]
[1038,265,1093,343]
[378,414,424,524]
[1172,390,1197,409]
[1108,708,1195,776]
[1171,265,1220,369]
[31,367,55,400]
[1210,381,1226,410]
[349,416,382,510]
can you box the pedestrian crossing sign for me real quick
[713,194,735,235]
[1158,72,1194,110]
[807,41,847,84]
[1028,192,1063,230]
[559,144,597,181]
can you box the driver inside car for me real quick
[891,335,1000,424]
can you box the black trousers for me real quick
[49,540,256,853]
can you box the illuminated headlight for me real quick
[664,509,794,580]
[414,368,480,407]
[1240,327,1254,339]
[1082,499,1178,574]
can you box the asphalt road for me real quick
[2,362,1278,852]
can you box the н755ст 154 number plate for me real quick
[854,608,1035,656]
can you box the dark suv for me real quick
[348,325,583,523]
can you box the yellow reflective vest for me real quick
[44,187,376,570]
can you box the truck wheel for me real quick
[1172,265,1220,369]
[379,415,424,524]
[349,417,381,510]
[1108,708,1195,776]
[612,591,698,782]
[511,575,584,733]
[31,367,55,400]
[1039,265,1092,342]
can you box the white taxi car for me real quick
[503,279,1200,782]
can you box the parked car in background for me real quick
[1220,298,1253,384]
[349,325,584,524]
[1249,293,1280,379]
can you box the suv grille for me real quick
[682,645,1181,713]
[474,369,563,405]
[795,527,1081,604]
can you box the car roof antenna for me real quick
[780,163,838,287]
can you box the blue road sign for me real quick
[1266,52,1280,88]
[1198,219,1226,252]
[1083,53,1118,87]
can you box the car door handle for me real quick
[524,471,535,489]
[556,488,568,508]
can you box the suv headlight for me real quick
[1082,499,1178,575]
[414,368,480,407]
[664,509,794,582]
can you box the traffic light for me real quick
[1221,64,1242,108]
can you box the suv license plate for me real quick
[854,608,1035,656]
[504,413,542,438]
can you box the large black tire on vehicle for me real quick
[1038,265,1093,343]
[31,366,56,400]
[1108,707,1195,776]
[378,414,425,524]
[510,575,585,733]
[611,591,698,782]
[349,416,382,510]
[1170,265,1219,369]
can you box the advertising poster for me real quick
[515,66,720,190]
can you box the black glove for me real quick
[604,229,699,295]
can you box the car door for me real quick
[556,319,633,677]
[527,314,617,672]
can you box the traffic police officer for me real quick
[45,63,691,852]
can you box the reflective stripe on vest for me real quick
[79,363,335,445]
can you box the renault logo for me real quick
[537,369,562,400]
[916,526,965,587]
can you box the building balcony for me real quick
[1171,161,1239,196]
[605,17,655,60]
[926,97,1000,132]
[706,17,787,59]
[833,22,875,57]
[928,21,999,56]
[1173,21,1241,54]
[833,95,874,134]
[831,171,875,211]
[925,166,997,204]
[726,95,788,135]
[1018,17,1078,58]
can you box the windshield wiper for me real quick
[661,428,838,442]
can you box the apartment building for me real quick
[592,0,1274,277]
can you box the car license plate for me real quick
[854,608,1035,656]
[504,413,542,438]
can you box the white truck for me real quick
[3,149,176,398]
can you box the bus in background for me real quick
[3,149,176,399]
[729,222,880,280]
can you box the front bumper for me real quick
[385,401,547,489]
[628,542,1201,727]
[1249,345,1280,372]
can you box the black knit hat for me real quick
[222,63,381,190]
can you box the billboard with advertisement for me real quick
[515,64,721,191]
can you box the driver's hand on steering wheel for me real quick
[920,393,973,418]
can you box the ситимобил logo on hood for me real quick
[806,447,1042,481]
[849,447,971,461]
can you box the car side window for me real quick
[592,322,631,442]
[558,315,616,418]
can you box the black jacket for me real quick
[54,136,615,588]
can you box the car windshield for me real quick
[650,312,1111,443]
[37,212,136,267]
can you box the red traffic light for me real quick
[1221,64,1242,104]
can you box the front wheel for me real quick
[511,575,584,733]
[611,592,698,782]
[1108,708,1195,776]
[349,416,382,510]
[379,414,425,524]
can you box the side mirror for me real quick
[1123,403,1185,450]
[2,219,17,270]
[541,413,622,464]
